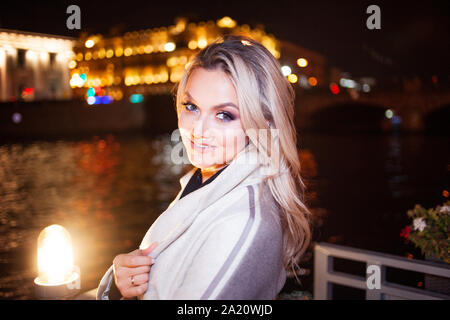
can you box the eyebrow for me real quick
[184,91,239,110]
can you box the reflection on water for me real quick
[0,131,448,299]
[302,132,449,255]
[385,133,412,199]
[0,133,187,299]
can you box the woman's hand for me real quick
[112,242,158,298]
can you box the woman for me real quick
[96,34,312,300]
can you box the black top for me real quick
[179,165,229,199]
[107,165,228,299]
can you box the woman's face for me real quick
[178,67,248,170]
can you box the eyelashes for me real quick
[182,102,197,112]
[181,102,235,122]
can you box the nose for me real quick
[192,115,210,140]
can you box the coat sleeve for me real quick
[170,208,286,300]
[96,265,115,300]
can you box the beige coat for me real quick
[96,143,286,299]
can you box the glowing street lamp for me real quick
[385,109,394,119]
[198,38,208,49]
[281,65,291,77]
[164,42,176,52]
[34,225,80,299]
[288,73,298,83]
[85,39,95,48]
[217,16,237,28]
[297,58,308,68]
[308,76,318,86]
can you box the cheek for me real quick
[178,113,193,150]
[217,126,247,155]
[178,111,192,130]
[178,112,196,142]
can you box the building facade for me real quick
[70,17,331,104]
[0,29,75,102]
[0,18,333,104]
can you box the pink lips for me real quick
[190,139,216,153]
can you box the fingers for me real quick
[116,272,149,288]
[121,283,148,298]
[114,254,152,268]
[139,242,158,256]
[114,269,149,292]
[127,248,142,256]
[130,265,151,275]
[115,265,150,278]
[112,242,158,298]
[130,273,149,286]
[117,272,148,298]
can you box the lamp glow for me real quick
[281,65,291,77]
[164,42,176,52]
[68,60,77,69]
[297,58,308,67]
[188,40,198,50]
[288,73,298,83]
[87,96,96,105]
[308,76,318,86]
[85,39,95,48]
[36,225,74,285]
[217,16,237,28]
[34,225,80,299]
[198,38,207,49]
[385,109,393,119]
[130,93,144,103]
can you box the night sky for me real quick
[1,0,449,79]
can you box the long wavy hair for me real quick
[172,34,312,283]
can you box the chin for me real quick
[187,152,219,169]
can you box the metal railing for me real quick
[314,242,450,300]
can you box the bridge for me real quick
[293,89,450,133]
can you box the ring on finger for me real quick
[131,275,135,286]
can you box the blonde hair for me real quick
[172,35,312,283]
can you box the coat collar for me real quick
[178,141,263,202]
[140,142,267,256]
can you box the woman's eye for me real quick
[217,112,234,122]
[182,102,197,112]
[182,102,234,122]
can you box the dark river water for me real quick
[0,131,448,299]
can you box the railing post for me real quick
[314,244,333,300]
[314,242,450,300]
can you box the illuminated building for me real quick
[71,16,330,101]
[0,17,331,104]
[0,29,75,102]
